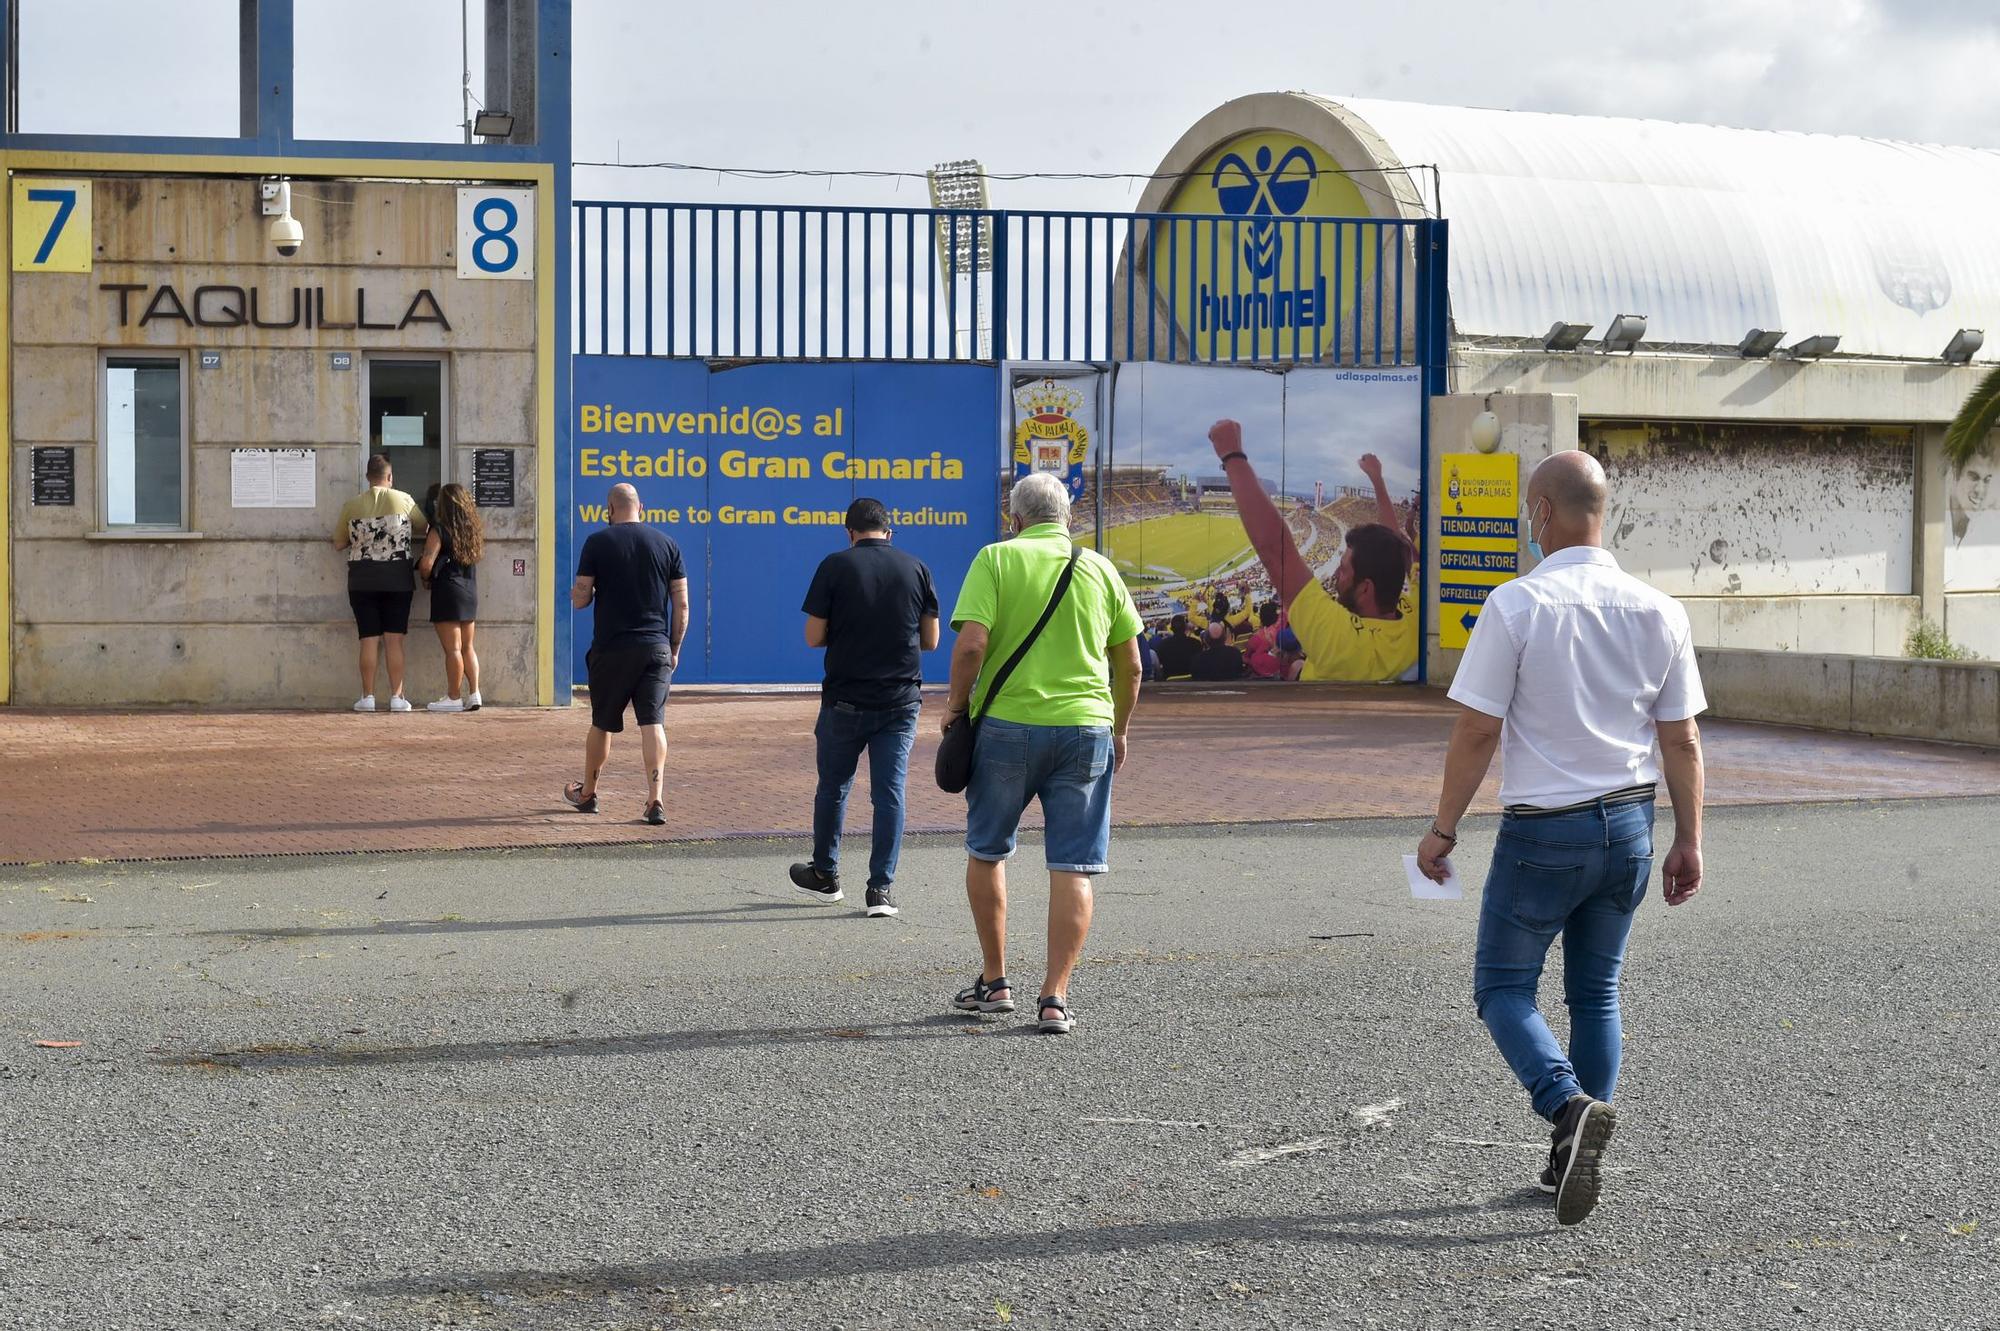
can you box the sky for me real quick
[14,0,2000,217]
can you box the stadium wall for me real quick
[1427,391,1996,694]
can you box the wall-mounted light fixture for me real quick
[1600,313,1647,354]
[1738,328,1785,358]
[1469,409,1502,453]
[1942,328,1984,365]
[1543,321,1592,352]
[1780,334,1840,360]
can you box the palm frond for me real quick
[1943,363,2000,468]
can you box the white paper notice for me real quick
[230,448,274,508]
[381,414,426,447]
[1404,854,1464,901]
[271,448,316,508]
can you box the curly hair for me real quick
[435,482,484,566]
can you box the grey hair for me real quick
[1009,471,1071,528]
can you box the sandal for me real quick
[562,782,599,814]
[953,974,1015,1014]
[1037,996,1075,1035]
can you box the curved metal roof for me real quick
[1310,95,2000,361]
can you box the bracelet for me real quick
[1430,825,1458,842]
[1219,451,1247,464]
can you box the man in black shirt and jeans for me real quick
[790,498,940,918]
[567,483,688,825]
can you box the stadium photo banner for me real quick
[572,357,1000,684]
[1105,362,1424,683]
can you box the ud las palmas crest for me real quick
[1448,462,1465,515]
[1012,378,1090,501]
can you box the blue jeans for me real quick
[811,701,920,890]
[1473,799,1655,1122]
[964,718,1115,874]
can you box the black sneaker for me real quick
[788,863,843,904]
[1549,1095,1618,1227]
[864,887,899,918]
[642,801,665,826]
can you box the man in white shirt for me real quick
[1415,449,1707,1228]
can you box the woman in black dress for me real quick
[419,482,484,712]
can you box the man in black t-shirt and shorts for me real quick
[566,483,688,825]
[334,454,428,712]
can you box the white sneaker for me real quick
[352,696,377,712]
[466,691,483,712]
[388,695,413,713]
[426,697,464,713]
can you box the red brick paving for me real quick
[3,685,1998,864]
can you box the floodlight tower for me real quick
[926,159,993,358]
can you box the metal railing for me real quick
[574,201,1440,366]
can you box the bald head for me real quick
[1529,450,1607,519]
[608,484,641,520]
[1526,450,1607,554]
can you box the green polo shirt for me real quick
[950,523,1144,727]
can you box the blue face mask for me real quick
[1525,502,1547,562]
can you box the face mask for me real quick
[1526,502,1547,562]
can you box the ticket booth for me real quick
[5,172,553,706]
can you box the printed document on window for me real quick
[1404,854,1464,901]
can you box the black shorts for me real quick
[586,643,674,732]
[350,589,414,638]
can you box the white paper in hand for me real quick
[1404,854,1463,901]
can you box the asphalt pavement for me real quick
[1,798,1994,1330]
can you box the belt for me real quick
[1504,784,1656,818]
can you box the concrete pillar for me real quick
[1425,392,1578,684]
[1914,424,1947,630]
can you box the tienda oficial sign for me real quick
[1155,131,1376,361]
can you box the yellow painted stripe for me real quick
[1440,536,1518,554]
[1,151,11,704]
[1439,570,1517,588]
[0,151,557,708]
[3,150,550,183]
[533,179,556,706]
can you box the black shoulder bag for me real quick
[935,545,1081,794]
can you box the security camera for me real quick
[269,212,304,257]
[262,179,303,256]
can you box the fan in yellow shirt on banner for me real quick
[1206,419,1418,682]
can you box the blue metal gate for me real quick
[564,201,1448,685]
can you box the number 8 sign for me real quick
[12,179,92,273]
[456,187,535,280]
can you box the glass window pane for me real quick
[105,358,182,528]
[368,360,445,506]
[295,2,479,144]
[16,1,238,137]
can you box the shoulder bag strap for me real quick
[972,544,1081,721]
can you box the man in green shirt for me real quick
[944,471,1144,1034]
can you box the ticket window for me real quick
[364,357,447,506]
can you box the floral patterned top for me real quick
[335,486,428,592]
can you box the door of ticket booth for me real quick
[364,357,449,508]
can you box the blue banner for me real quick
[571,358,1000,684]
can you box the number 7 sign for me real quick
[12,179,92,273]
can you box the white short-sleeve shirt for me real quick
[1448,545,1706,808]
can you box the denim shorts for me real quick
[964,718,1115,874]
